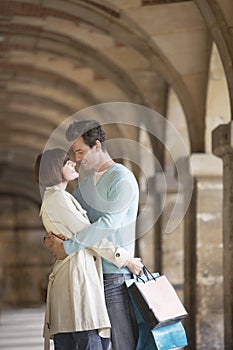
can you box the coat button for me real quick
[115,253,120,258]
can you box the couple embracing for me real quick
[36,120,143,350]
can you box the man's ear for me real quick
[95,140,102,150]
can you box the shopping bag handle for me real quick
[136,265,157,283]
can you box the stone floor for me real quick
[0,307,54,349]
[0,308,185,349]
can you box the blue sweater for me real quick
[64,163,139,274]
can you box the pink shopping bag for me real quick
[128,267,188,329]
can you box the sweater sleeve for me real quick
[42,190,129,268]
[63,174,137,254]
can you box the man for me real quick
[45,120,141,350]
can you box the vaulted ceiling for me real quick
[0,0,232,202]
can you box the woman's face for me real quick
[62,160,79,182]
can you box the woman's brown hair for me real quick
[35,148,69,187]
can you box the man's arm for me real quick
[43,186,138,268]
[63,176,138,254]
[44,233,143,275]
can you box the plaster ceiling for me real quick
[0,0,232,202]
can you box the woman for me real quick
[35,148,141,350]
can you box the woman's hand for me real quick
[125,257,143,275]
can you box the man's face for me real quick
[72,136,97,171]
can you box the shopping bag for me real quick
[126,271,188,350]
[151,322,188,350]
[127,266,188,329]
[127,273,160,349]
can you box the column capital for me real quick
[176,154,222,179]
[190,153,222,179]
[212,122,233,158]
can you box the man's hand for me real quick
[125,257,143,275]
[44,232,68,260]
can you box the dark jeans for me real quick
[53,330,110,350]
[104,273,138,350]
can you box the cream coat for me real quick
[40,185,130,350]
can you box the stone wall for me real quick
[0,195,53,307]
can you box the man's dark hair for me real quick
[66,120,106,150]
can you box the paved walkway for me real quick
[0,307,54,349]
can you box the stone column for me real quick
[184,154,224,350]
[212,122,233,350]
